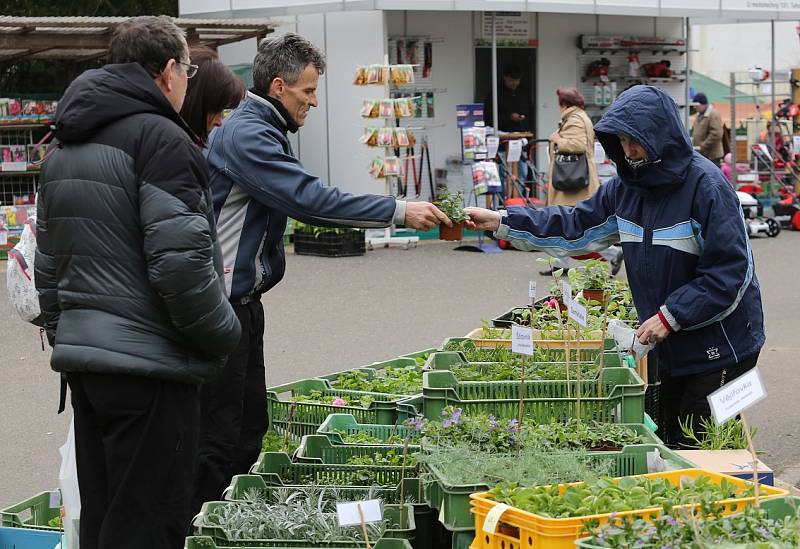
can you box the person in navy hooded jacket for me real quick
[465,85,765,447]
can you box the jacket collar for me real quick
[247,90,299,133]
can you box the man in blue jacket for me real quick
[465,86,765,447]
[192,33,450,511]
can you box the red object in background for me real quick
[738,184,763,194]
[641,60,672,78]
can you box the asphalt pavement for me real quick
[1,232,798,507]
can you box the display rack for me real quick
[576,35,688,121]
[357,55,419,250]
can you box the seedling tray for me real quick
[574,495,800,548]
[441,337,606,364]
[296,435,420,468]
[422,367,645,424]
[222,474,422,506]
[319,358,420,387]
[267,379,415,437]
[469,468,788,549]
[422,443,693,531]
[184,538,412,549]
[250,451,420,495]
[193,500,414,546]
[317,414,418,446]
[1,491,61,531]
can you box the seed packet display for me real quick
[413,96,424,118]
[384,156,401,177]
[360,127,379,147]
[390,64,415,85]
[472,163,488,195]
[395,127,409,147]
[406,129,417,147]
[378,127,395,147]
[425,92,435,118]
[369,157,385,179]
[353,66,368,85]
[395,98,414,118]
[379,99,395,118]
[366,64,384,84]
[27,145,47,163]
[361,99,380,118]
[1,145,26,163]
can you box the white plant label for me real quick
[707,367,766,425]
[482,503,510,533]
[1,161,26,172]
[528,280,537,299]
[511,324,534,356]
[49,490,61,509]
[568,300,588,327]
[507,140,522,162]
[336,499,383,526]
[562,281,573,305]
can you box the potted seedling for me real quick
[570,259,611,304]
[434,189,469,241]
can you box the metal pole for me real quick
[771,20,776,195]
[685,17,691,128]
[731,72,737,187]
[492,12,499,132]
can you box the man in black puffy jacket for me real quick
[34,16,241,549]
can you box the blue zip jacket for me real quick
[496,86,764,376]
[206,93,399,301]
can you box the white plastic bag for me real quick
[6,217,41,323]
[58,418,80,549]
[607,319,655,361]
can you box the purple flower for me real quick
[506,418,519,433]
[488,415,499,429]
[665,516,678,526]
[406,417,424,432]
[443,419,453,428]
[450,408,463,423]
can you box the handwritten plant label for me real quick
[528,280,537,299]
[568,299,588,327]
[336,499,383,526]
[707,367,766,425]
[511,324,534,356]
[482,503,511,533]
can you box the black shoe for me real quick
[539,267,569,276]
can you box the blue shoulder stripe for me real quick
[502,215,620,257]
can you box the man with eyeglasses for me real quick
[35,16,240,548]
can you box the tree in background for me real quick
[1,0,178,96]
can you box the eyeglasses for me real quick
[177,60,199,79]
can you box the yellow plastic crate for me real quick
[468,468,788,549]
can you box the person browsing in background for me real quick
[464,85,764,448]
[190,33,450,518]
[485,64,531,133]
[541,86,621,275]
[180,46,247,143]
[691,92,724,166]
[35,16,240,548]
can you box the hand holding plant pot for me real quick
[434,189,470,241]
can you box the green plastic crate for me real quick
[294,435,420,468]
[184,536,414,549]
[422,367,645,424]
[267,379,415,437]
[193,500,414,547]
[574,495,800,548]
[400,348,439,363]
[422,444,696,531]
[439,337,612,363]
[1,491,61,531]
[317,414,418,446]
[250,452,421,497]
[319,357,419,385]
[222,474,422,506]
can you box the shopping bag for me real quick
[58,418,80,549]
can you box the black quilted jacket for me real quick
[35,63,241,384]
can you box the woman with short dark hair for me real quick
[180,46,246,144]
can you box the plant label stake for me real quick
[552,300,571,398]
[706,367,767,505]
[511,324,534,457]
[283,402,297,451]
[568,300,587,423]
[399,435,412,526]
[528,280,537,300]
[598,301,610,399]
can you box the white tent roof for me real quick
[180,0,800,21]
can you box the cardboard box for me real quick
[676,449,774,486]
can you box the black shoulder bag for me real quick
[552,115,591,192]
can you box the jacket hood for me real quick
[594,85,694,188]
[54,63,198,144]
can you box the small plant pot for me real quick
[583,288,606,304]
[555,299,568,313]
[439,222,464,241]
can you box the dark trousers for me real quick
[659,353,759,448]
[68,372,199,549]
[191,299,268,517]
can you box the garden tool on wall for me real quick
[418,137,434,200]
[402,146,417,197]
